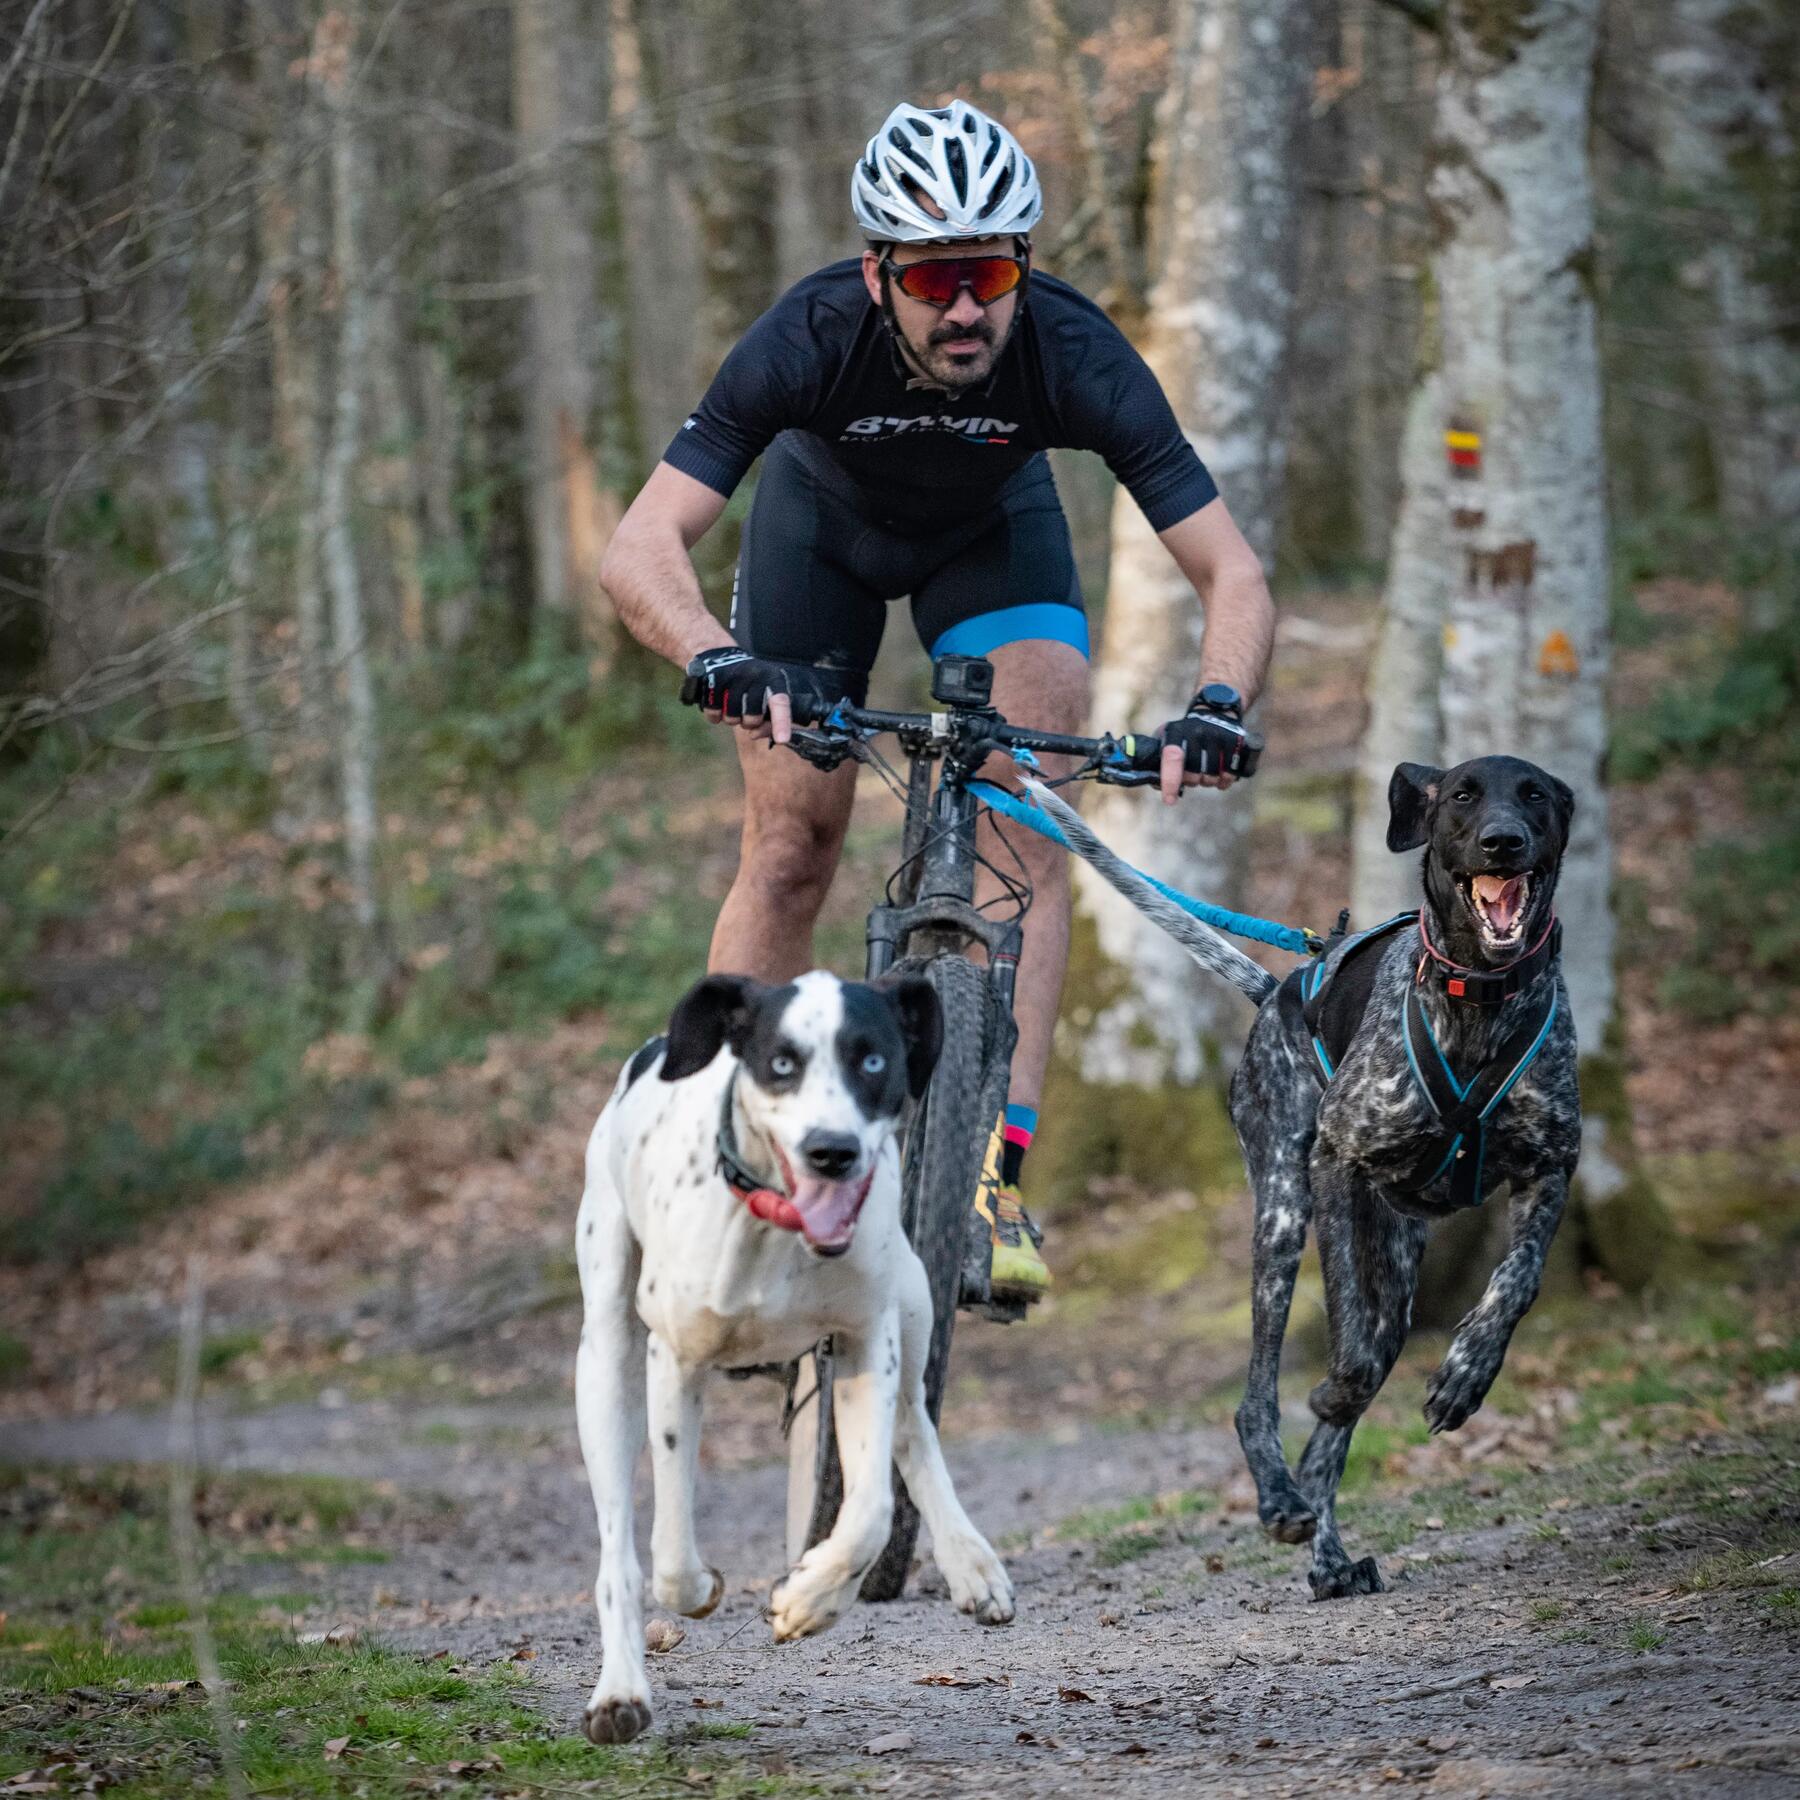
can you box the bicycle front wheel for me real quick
[794,951,1015,1600]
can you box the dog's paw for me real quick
[583,1687,652,1745]
[1308,1555,1384,1602]
[1257,1477,1319,1545]
[768,1555,854,1643]
[654,1564,725,1618]
[1423,1356,1492,1435]
[939,1532,1015,1626]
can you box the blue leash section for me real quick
[967,778,1320,957]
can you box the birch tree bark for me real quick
[1078,0,1311,1084]
[316,7,381,943]
[1649,0,1800,535]
[1354,0,1668,1289]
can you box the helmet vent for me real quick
[888,126,931,173]
[944,137,968,203]
[980,125,1002,173]
[980,162,1014,216]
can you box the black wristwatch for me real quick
[1190,682,1244,720]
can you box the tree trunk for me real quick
[1357,0,1670,1298]
[257,4,331,812]
[1649,0,1800,534]
[316,6,381,944]
[1078,0,1311,1084]
[513,0,609,645]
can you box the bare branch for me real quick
[0,0,57,118]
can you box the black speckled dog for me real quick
[1015,766,1582,1600]
[1230,756,1582,1599]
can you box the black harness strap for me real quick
[1299,907,1563,1210]
[1301,912,1416,1083]
[1395,978,1561,1208]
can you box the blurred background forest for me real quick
[0,0,1796,1411]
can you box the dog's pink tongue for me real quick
[1474,874,1526,934]
[788,1176,867,1252]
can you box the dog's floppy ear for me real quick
[661,974,759,1082]
[1387,762,1445,854]
[1548,774,1575,839]
[877,973,943,1099]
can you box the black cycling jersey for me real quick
[663,260,1218,535]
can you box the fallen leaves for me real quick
[913,1670,1005,1687]
[644,1618,684,1653]
[321,1736,352,1761]
[864,1731,913,1755]
[1490,1675,1539,1691]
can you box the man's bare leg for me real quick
[709,734,858,980]
[977,638,1091,1113]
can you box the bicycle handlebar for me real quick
[789,698,1262,783]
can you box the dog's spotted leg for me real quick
[1231,1060,1320,1544]
[769,1321,897,1642]
[646,1336,724,1618]
[574,1161,653,1744]
[1426,1170,1568,1435]
[890,1257,1014,1624]
[1303,1172,1426,1601]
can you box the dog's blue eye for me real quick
[862,1053,886,1075]
[771,1053,797,1077]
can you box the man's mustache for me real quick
[928,318,995,349]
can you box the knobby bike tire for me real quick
[800,952,1015,1601]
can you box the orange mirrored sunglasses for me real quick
[882,255,1026,308]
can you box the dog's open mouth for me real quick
[772,1150,873,1258]
[1463,872,1531,950]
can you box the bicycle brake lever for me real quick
[785,727,851,771]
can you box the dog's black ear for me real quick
[1387,762,1445,853]
[877,974,943,1099]
[661,975,759,1081]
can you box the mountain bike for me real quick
[730,652,1260,1599]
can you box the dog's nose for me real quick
[1479,820,1528,858]
[800,1131,860,1180]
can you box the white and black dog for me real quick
[575,970,1014,1746]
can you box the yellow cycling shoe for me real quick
[981,1181,1050,1300]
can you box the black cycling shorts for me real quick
[729,430,1088,706]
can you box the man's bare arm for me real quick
[1158,498,1275,706]
[1153,498,1277,800]
[598,463,734,668]
[600,463,798,740]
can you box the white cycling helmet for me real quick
[852,100,1043,244]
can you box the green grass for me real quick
[0,1461,850,1799]
[1624,1619,1667,1653]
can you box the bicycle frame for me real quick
[864,751,1024,1002]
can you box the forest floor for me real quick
[3,580,1798,1795]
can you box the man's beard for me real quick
[891,306,1008,392]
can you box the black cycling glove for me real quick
[1157,692,1260,777]
[680,647,833,725]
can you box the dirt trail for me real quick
[6,1383,1796,1797]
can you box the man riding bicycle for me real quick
[599,99,1275,1304]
